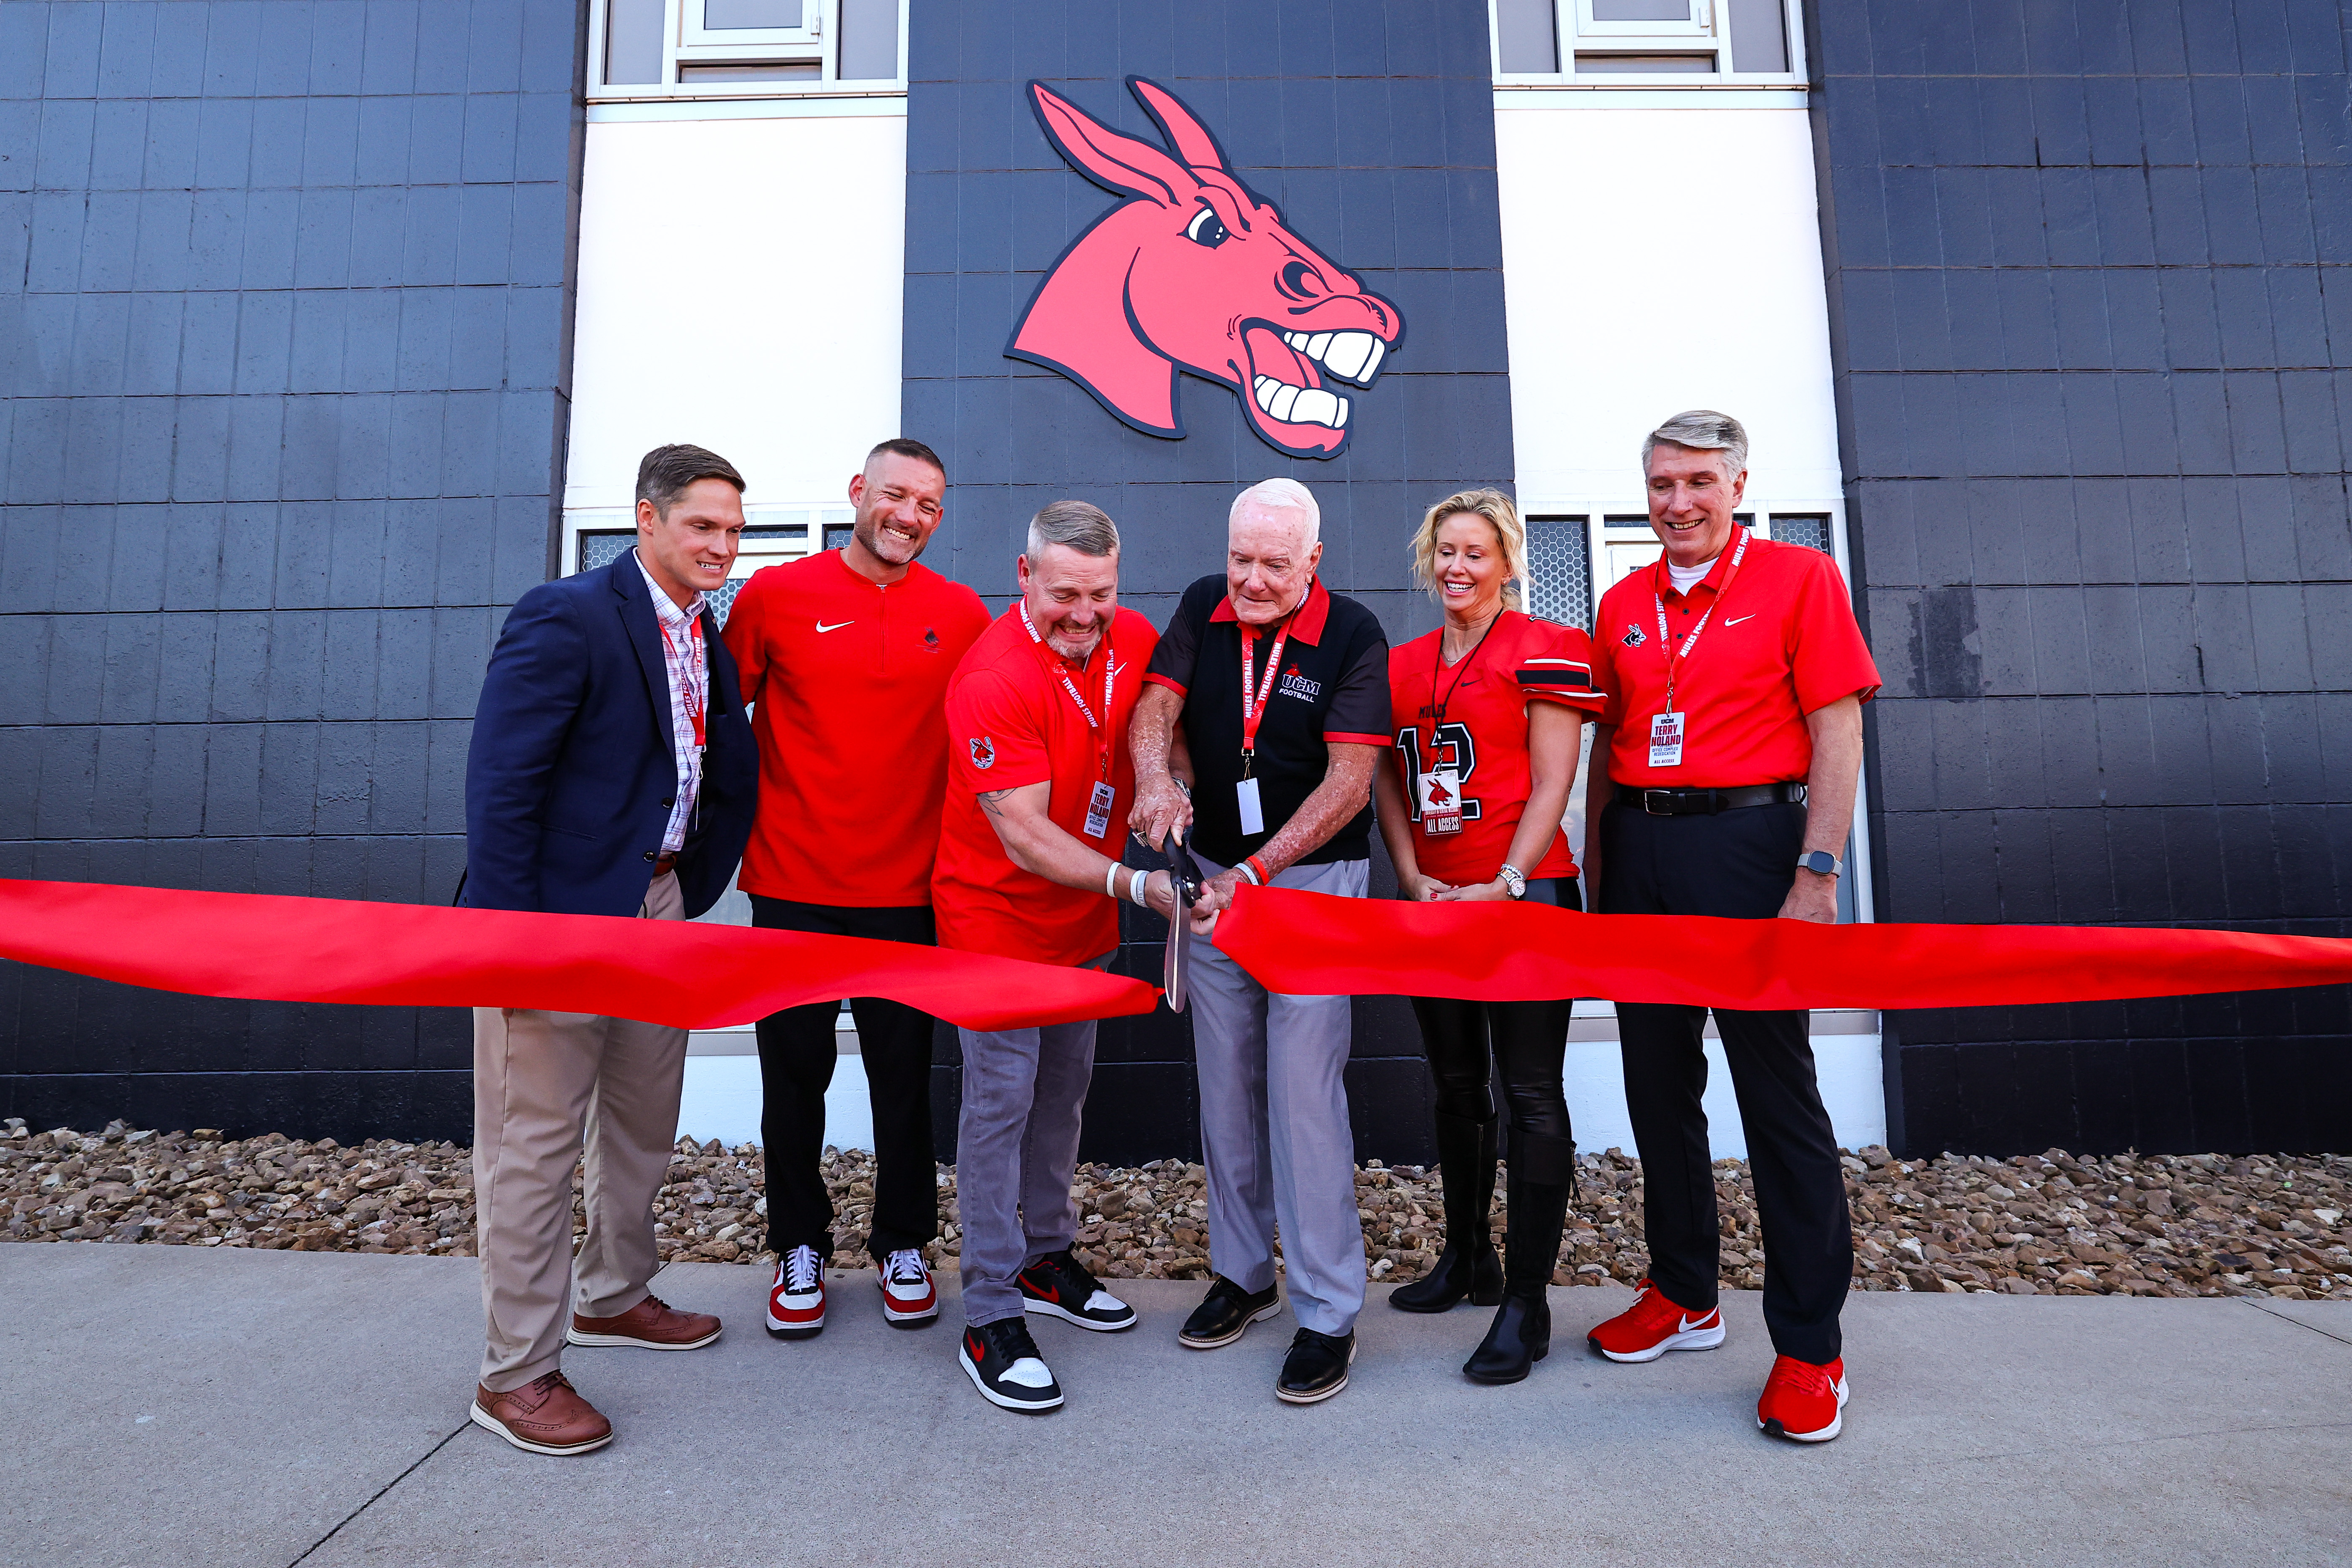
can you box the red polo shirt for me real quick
[1590,533,1879,789]
[723,550,991,906]
[933,605,1159,966]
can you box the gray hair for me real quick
[1229,477,1321,544]
[1025,498,1120,558]
[1642,409,1749,477]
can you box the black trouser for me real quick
[1409,878,1580,1286]
[1599,799,1851,1364]
[749,896,941,1263]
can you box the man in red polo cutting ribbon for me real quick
[1579,410,1881,1442]
[934,499,1178,1413]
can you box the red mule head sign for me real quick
[1008,77,1407,461]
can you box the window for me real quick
[1493,0,1796,79]
[1526,515,1592,630]
[597,0,905,95]
[569,506,851,625]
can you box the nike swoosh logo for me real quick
[1724,615,1755,626]
[816,621,853,633]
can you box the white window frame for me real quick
[563,503,853,594]
[589,0,909,101]
[1491,0,1806,89]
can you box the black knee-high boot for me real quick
[1391,1109,1503,1313]
[1465,1130,1575,1382]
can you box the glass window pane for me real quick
[604,0,665,84]
[1494,0,1560,72]
[677,60,822,80]
[705,0,803,26]
[1771,513,1833,553]
[838,0,900,78]
[1589,0,1692,19]
[1725,0,1789,71]
[1574,51,1714,71]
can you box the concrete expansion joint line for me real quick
[2240,1296,2352,1350]
[284,1421,470,1568]
[1953,1418,2352,1468]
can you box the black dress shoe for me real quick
[1389,1242,1505,1313]
[1275,1328,1356,1405]
[1179,1276,1281,1349]
[1463,1288,1551,1384]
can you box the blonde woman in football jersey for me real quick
[1371,489,1606,1384]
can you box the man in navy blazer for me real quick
[462,444,758,1456]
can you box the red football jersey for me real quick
[723,550,991,906]
[1386,610,1607,884]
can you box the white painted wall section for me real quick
[1493,102,1842,505]
[564,113,908,511]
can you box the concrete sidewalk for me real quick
[1,1244,2345,1568]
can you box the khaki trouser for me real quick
[472,871,687,1391]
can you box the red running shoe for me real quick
[766,1244,825,1339]
[1757,1354,1849,1442]
[1584,1278,1726,1363]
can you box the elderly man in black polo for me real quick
[1129,477,1392,1406]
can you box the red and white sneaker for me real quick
[1757,1354,1849,1442]
[1584,1278,1726,1363]
[878,1247,940,1326]
[766,1244,825,1339]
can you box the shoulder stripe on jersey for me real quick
[1516,668,1591,689]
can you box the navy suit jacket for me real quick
[463,553,758,920]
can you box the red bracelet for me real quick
[1244,855,1271,886]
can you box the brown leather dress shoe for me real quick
[567,1293,722,1350]
[471,1371,613,1455]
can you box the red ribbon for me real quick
[1215,887,2352,1009]
[0,880,1157,1033]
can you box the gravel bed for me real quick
[5,1118,2348,1301]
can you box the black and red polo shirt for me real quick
[1144,574,1391,867]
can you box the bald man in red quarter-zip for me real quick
[723,438,989,1342]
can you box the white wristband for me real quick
[1235,860,1262,886]
[1130,868,1150,907]
[1105,862,1123,899]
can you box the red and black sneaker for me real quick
[766,1244,825,1339]
[959,1318,1064,1412]
[1585,1277,1726,1363]
[878,1247,939,1326]
[1017,1249,1137,1332]
[1757,1354,1849,1442]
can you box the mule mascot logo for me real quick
[1008,76,1405,461]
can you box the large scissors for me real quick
[1159,828,1206,1013]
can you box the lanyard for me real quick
[1651,530,1748,716]
[1019,602,1115,780]
[658,610,708,749]
[1237,613,1294,780]
[1427,608,1502,750]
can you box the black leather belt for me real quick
[1635,782,1807,816]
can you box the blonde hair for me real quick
[1410,488,1527,611]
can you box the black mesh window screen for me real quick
[1771,513,1833,554]
[1525,515,1592,630]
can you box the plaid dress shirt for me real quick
[635,551,710,855]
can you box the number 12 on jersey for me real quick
[1395,724,1479,837]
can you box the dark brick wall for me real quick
[0,0,587,1142]
[903,0,1510,1162]
[1807,0,2352,1155]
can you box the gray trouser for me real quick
[1191,856,1368,1338]
[472,871,687,1391]
[955,952,1111,1327]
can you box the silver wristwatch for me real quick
[1797,850,1843,878]
[1497,864,1528,900]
